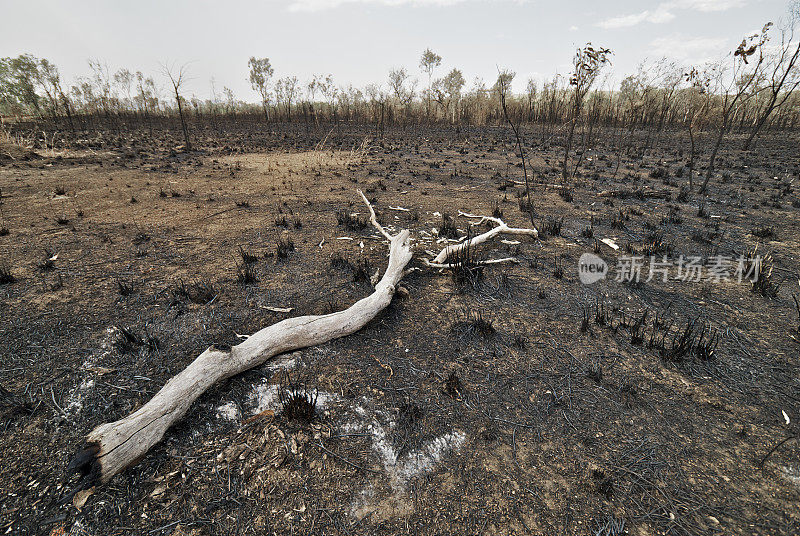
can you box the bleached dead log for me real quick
[68,191,413,490]
[597,188,671,199]
[423,257,520,269]
[431,212,538,264]
[505,179,571,190]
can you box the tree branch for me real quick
[68,192,413,490]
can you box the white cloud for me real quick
[598,6,674,29]
[649,34,729,62]
[597,0,746,29]
[672,0,745,12]
[288,0,490,12]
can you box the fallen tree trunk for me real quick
[68,191,413,490]
[431,212,538,264]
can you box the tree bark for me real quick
[68,191,413,490]
[175,89,191,151]
[706,117,727,181]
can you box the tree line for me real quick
[2,3,798,152]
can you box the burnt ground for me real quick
[0,123,799,535]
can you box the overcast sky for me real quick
[1,0,792,101]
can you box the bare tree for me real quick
[462,77,489,125]
[419,48,441,120]
[651,59,684,150]
[248,57,274,121]
[704,24,770,182]
[208,76,221,123]
[163,62,191,150]
[388,68,408,102]
[6,38,799,137]
[338,84,363,121]
[573,74,611,172]
[684,67,713,190]
[31,59,59,119]
[744,6,800,149]
[496,68,534,223]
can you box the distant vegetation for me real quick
[1,3,798,152]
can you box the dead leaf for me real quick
[244,409,275,424]
[73,487,95,510]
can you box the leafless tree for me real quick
[684,67,713,190]
[743,5,800,149]
[223,86,237,118]
[135,71,158,134]
[5,38,799,140]
[704,24,770,183]
[496,68,533,222]
[163,62,191,150]
[306,74,326,126]
[462,77,489,126]
[651,59,684,150]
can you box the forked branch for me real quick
[431,211,538,265]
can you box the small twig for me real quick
[149,520,182,534]
[358,189,393,241]
[511,428,520,469]
[50,385,66,417]
[759,435,798,467]
[312,441,378,473]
